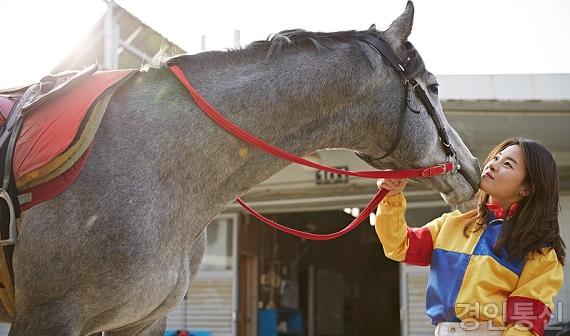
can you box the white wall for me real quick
[438,74,570,101]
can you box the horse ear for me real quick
[368,24,377,31]
[384,1,414,45]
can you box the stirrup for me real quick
[0,189,17,245]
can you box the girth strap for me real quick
[0,84,39,247]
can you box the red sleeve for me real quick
[505,296,552,336]
[403,226,434,266]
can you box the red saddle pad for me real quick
[13,70,135,179]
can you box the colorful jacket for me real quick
[375,193,564,336]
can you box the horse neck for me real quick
[116,50,372,225]
[135,50,370,212]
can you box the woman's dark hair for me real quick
[464,137,565,265]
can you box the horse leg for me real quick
[99,230,206,336]
[8,303,81,336]
[105,317,166,336]
[9,228,206,336]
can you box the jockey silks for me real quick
[375,193,563,336]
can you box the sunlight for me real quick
[1,0,569,88]
[0,1,105,88]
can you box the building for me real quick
[52,1,184,73]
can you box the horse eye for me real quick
[428,84,439,95]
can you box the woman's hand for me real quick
[376,178,409,196]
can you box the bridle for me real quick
[169,32,459,241]
[357,33,456,161]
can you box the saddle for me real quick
[0,64,137,317]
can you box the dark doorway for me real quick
[250,209,400,336]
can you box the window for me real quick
[201,217,234,271]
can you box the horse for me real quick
[4,2,480,335]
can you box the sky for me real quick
[1,0,569,88]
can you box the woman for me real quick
[376,138,565,336]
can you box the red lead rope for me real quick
[170,65,454,240]
[236,189,390,240]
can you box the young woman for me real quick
[375,138,565,336]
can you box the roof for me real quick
[52,2,185,72]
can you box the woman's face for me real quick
[480,144,529,205]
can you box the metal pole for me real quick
[103,0,119,69]
[308,265,315,336]
[234,29,241,49]
[183,294,188,330]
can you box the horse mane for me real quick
[162,27,424,76]
[253,28,376,57]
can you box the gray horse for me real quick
[4,2,480,335]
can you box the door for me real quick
[238,253,258,336]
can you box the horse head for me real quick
[353,2,481,204]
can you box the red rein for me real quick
[170,65,454,241]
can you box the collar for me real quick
[485,202,520,220]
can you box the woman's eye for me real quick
[428,84,439,95]
[505,162,512,168]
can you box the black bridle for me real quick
[357,33,457,164]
